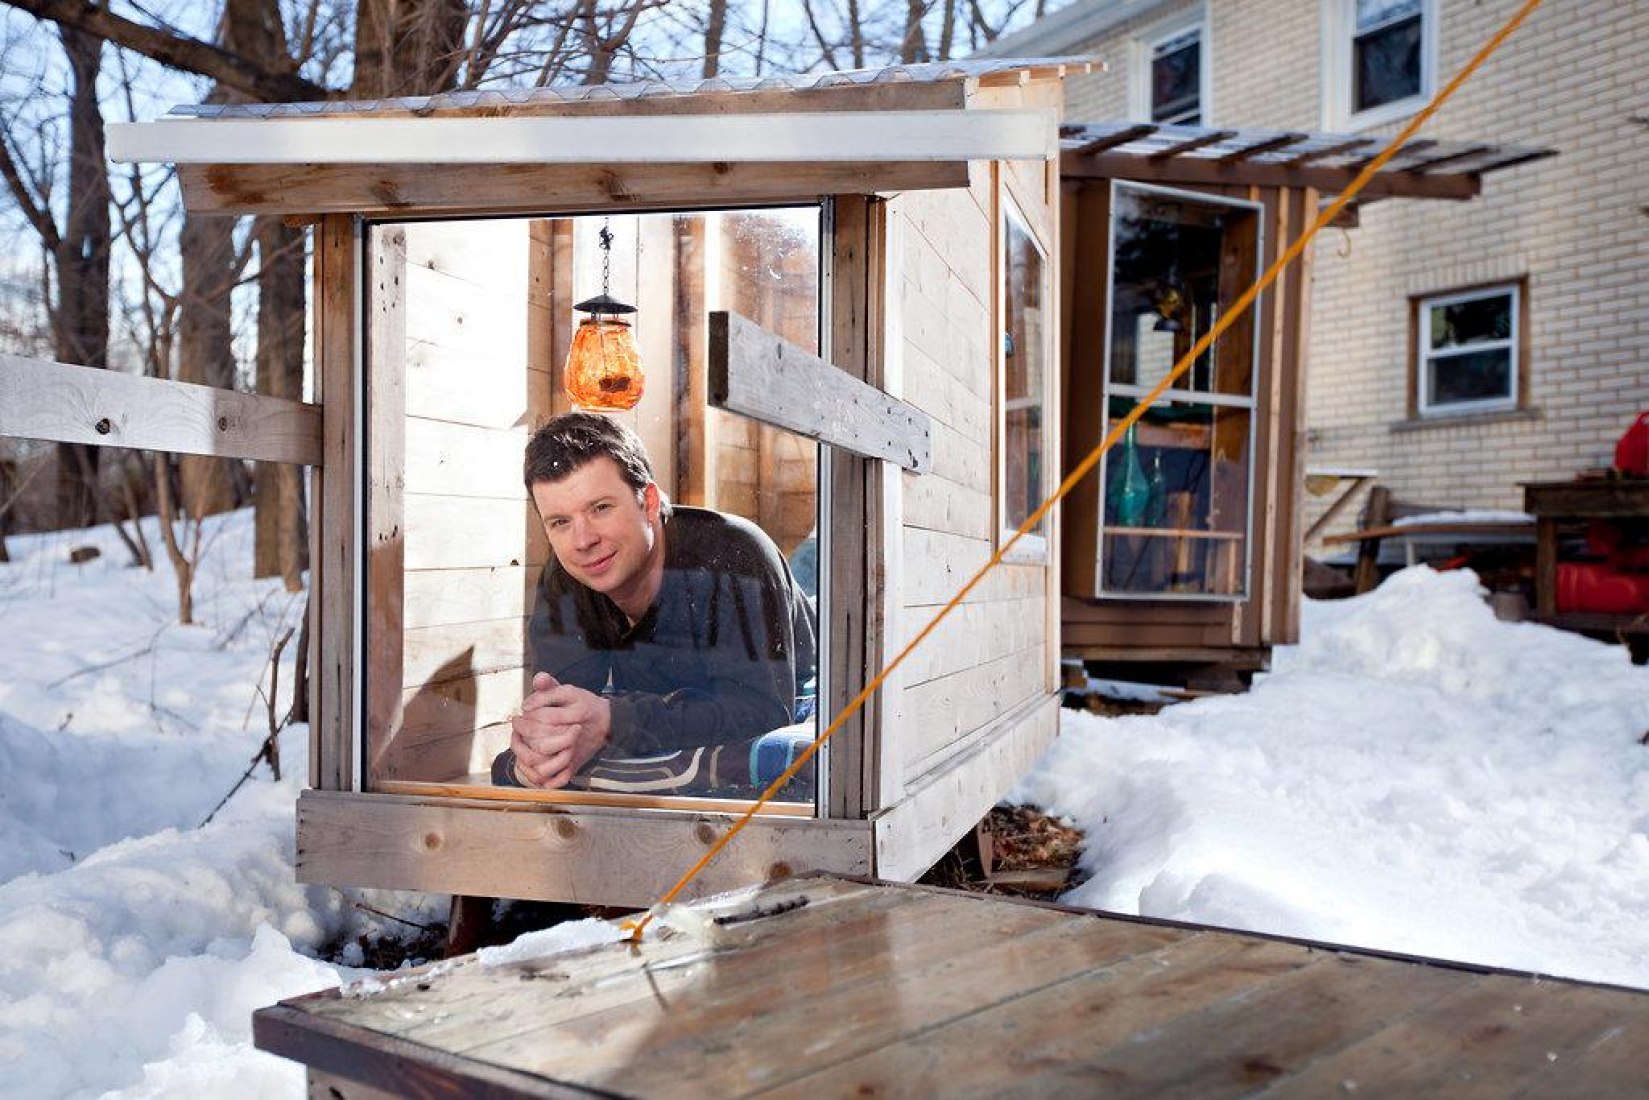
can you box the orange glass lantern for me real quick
[563,293,644,410]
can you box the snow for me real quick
[1016,566,1649,989]
[2,511,1646,1097]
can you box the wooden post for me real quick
[1353,485,1391,595]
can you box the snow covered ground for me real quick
[2,510,1647,1097]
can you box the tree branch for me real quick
[0,120,59,250]
[4,0,332,102]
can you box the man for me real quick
[492,411,816,793]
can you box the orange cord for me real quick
[621,0,1545,943]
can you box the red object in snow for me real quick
[1617,411,1649,478]
[1556,561,1649,614]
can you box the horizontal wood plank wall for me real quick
[874,693,1060,881]
[882,148,1060,823]
[313,214,361,792]
[295,789,872,906]
[377,219,547,783]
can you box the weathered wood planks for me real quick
[255,876,1649,1098]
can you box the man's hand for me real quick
[509,671,613,788]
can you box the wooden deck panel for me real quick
[256,876,1649,1098]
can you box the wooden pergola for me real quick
[1062,120,1553,204]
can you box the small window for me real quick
[1150,27,1203,125]
[1000,197,1050,552]
[1325,0,1433,128]
[1415,283,1522,417]
[1132,9,1207,126]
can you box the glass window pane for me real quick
[1151,34,1201,124]
[1100,400,1251,597]
[1108,187,1259,399]
[1356,0,1422,33]
[1354,14,1422,111]
[1428,293,1512,350]
[375,210,822,808]
[1004,212,1047,535]
[1428,348,1513,406]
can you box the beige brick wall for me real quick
[1049,0,1649,536]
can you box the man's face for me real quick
[531,455,663,611]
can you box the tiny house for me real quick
[99,59,1084,907]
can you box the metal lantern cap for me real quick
[574,293,638,316]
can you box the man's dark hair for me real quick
[524,412,665,511]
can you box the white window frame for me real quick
[997,190,1054,562]
[1416,283,1521,418]
[1321,0,1436,131]
[1130,5,1210,126]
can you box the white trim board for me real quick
[110,109,1059,166]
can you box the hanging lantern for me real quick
[563,221,645,410]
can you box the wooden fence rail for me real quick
[0,353,323,467]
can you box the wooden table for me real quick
[1523,478,1649,617]
[254,875,1649,1098]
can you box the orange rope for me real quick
[621,0,1544,943]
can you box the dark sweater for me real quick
[527,506,816,758]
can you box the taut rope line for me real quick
[622,0,1545,943]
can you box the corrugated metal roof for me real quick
[168,57,1097,120]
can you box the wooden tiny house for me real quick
[92,59,1081,907]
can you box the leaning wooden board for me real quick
[255,875,1648,1098]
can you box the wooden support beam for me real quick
[0,353,321,465]
[1148,129,1236,160]
[1068,123,1156,155]
[1061,151,1480,200]
[1280,137,1375,166]
[707,310,931,472]
[1216,132,1308,163]
[177,160,973,217]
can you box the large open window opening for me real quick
[364,206,825,813]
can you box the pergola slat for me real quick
[1216,132,1310,164]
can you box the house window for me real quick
[1150,27,1202,124]
[1000,196,1051,553]
[1415,283,1522,416]
[1325,0,1434,128]
[1132,9,1207,126]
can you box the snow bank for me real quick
[1017,567,1649,989]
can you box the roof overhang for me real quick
[105,58,1096,217]
[109,109,1057,167]
[1061,121,1554,202]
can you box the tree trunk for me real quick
[52,26,111,530]
[176,206,239,521]
[253,215,310,589]
[353,0,469,98]
[702,0,727,79]
[901,0,929,63]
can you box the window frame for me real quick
[996,187,1055,562]
[1411,280,1526,419]
[1322,0,1436,131]
[1130,5,1210,126]
[360,202,834,816]
[1096,180,1265,603]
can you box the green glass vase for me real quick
[1107,423,1152,528]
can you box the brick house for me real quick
[986,0,1647,539]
